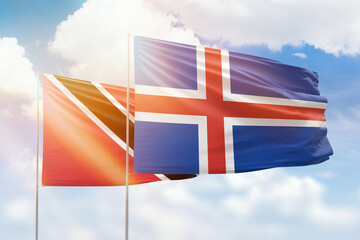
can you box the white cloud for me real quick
[293,52,307,59]
[0,37,39,190]
[0,37,38,120]
[20,99,38,120]
[3,172,357,240]
[0,37,37,99]
[3,198,33,222]
[162,184,197,205]
[223,170,359,228]
[48,0,360,88]
[10,146,36,174]
[49,0,201,86]
[151,0,360,56]
[2,145,39,191]
[125,171,360,240]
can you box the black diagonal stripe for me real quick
[55,75,134,149]
[164,174,197,180]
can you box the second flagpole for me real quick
[125,33,131,240]
[35,72,40,240]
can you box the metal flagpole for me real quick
[125,34,131,240]
[35,71,40,240]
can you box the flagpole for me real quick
[35,71,40,240]
[125,34,131,240]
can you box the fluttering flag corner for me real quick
[133,36,333,175]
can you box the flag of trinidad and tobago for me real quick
[42,74,196,186]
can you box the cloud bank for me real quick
[0,37,37,119]
[129,170,359,240]
[0,37,37,188]
[11,170,356,240]
[0,37,37,99]
[151,0,360,56]
[49,0,360,87]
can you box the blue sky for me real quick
[1,0,360,239]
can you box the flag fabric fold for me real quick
[133,36,333,175]
[42,74,196,186]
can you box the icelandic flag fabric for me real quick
[133,36,333,174]
[42,74,196,186]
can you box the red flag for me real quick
[42,74,196,186]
